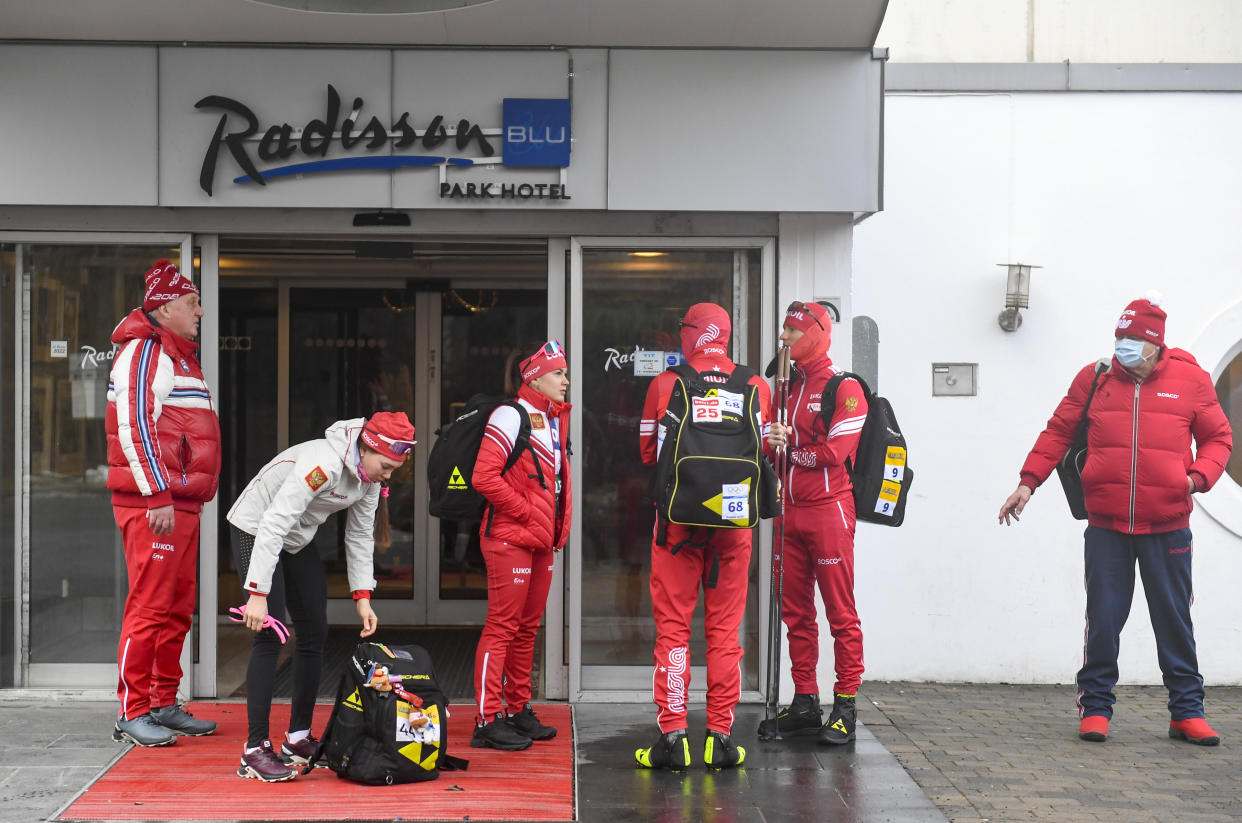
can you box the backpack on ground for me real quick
[823,372,914,526]
[427,394,541,522]
[647,363,778,534]
[312,642,468,786]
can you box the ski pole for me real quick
[762,345,791,738]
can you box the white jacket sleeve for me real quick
[244,458,338,596]
[342,484,380,594]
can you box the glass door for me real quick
[2,235,192,689]
[568,238,775,698]
[216,266,548,630]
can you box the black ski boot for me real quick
[703,730,746,770]
[820,693,857,745]
[635,729,691,771]
[757,693,822,739]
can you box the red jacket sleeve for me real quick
[472,411,529,520]
[1019,363,1099,490]
[639,372,676,467]
[1188,367,1234,490]
[787,375,867,471]
[118,337,174,508]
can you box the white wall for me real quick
[852,91,1242,684]
[879,0,1242,62]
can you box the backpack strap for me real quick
[304,669,352,775]
[819,370,873,477]
[440,753,470,772]
[484,402,544,538]
[504,401,547,490]
[1073,360,1111,438]
[667,526,720,588]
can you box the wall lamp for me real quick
[997,262,1040,332]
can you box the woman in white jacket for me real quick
[226,412,415,782]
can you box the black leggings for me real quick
[231,526,328,748]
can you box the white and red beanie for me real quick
[519,340,568,384]
[143,259,199,313]
[1114,291,1166,346]
[678,302,731,357]
[360,411,416,462]
[784,300,832,362]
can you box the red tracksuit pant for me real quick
[649,523,751,735]
[473,537,554,722]
[114,505,200,719]
[781,497,863,696]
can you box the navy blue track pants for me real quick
[1077,525,1203,720]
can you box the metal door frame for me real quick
[567,236,776,702]
[2,231,192,696]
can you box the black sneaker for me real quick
[150,703,217,736]
[237,740,297,782]
[703,730,745,770]
[471,713,533,751]
[506,703,557,740]
[635,729,691,771]
[112,713,177,747]
[758,693,822,738]
[820,693,857,745]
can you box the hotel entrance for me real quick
[213,237,551,698]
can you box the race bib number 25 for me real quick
[691,396,721,421]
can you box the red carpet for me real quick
[61,702,574,822]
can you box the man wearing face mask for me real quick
[998,293,1232,746]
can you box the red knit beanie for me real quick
[143,259,199,313]
[519,340,568,384]
[360,411,416,462]
[784,300,832,362]
[1114,291,1166,346]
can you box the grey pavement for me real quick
[2,684,1239,822]
[861,682,1242,822]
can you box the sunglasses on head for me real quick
[542,340,565,357]
[785,301,825,332]
[364,428,416,456]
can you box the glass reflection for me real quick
[579,248,762,690]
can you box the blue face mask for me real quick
[1114,337,1150,368]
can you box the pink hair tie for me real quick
[228,606,290,644]
[380,484,390,499]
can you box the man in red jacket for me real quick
[106,260,222,747]
[999,293,1232,746]
[760,300,868,745]
[635,302,772,771]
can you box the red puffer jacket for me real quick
[473,382,573,550]
[106,308,222,512]
[1019,348,1232,534]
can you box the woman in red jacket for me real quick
[469,340,573,751]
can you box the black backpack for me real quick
[312,642,468,785]
[822,372,913,526]
[427,395,541,522]
[648,364,778,533]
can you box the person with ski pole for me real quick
[760,300,867,745]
